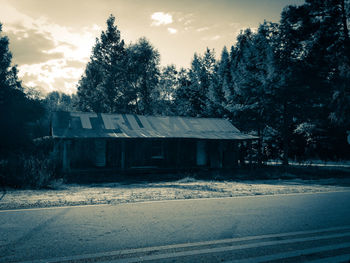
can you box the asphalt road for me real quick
[1,191,350,262]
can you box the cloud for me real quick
[151,12,173,26]
[183,19,194,26]
[0,2,35,29]
[167,27,177,34]
[196,27,210,32]
[0,2,100,94]
[201,35,221,41]
[177,13,194,25]
[65,60,86,68]
[6,28,64,64]
[18,58,84,94]
[229,22,242,28]
[211,35,221,41]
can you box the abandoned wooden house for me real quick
[51,111,256,174]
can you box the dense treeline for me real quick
[77,1,350,162]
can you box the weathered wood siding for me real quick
[58,138,238,172]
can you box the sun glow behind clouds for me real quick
[1,1,102,94]
[15,25,98,94]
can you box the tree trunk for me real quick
[340,0,350,60]
[341,0,349,43]
[239,142,245,167]
[257,128,263,167]
[282,101,289,166]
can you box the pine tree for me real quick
[77,15,127,113]
[44,91,77,112]
[173,68,192,116]
[225,26,277,164]
[275,0,350,161]
[206,47,230,117]
[187,48,216,117]
[223,46,238,119]
[154,64,178,115]
[269,5,317,165]
[125,37,160,115]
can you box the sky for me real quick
[0,0,304,95]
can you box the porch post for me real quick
[176,139,180,169]
[196,140,207,166]
[62,140,71,172]
[218,141,223,169]
[121,140,125,170]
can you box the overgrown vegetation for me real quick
[0,138,59,189]
[0,24,56,188]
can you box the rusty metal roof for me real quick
[52,111,257,140]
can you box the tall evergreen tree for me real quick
[276,0,350,160]
[206,46,230,117]
[44,91,78,112]
[125,37,160,115]
[173,68,192,116]
[77,15,127,113]
[270,6,315,164]
[186,48,216,117]
[154,64,178,115]
[224,26,277,164]
[309,0,350,128]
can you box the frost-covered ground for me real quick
[266,160,350,168]
[1,177,350,210]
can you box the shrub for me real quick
[22,154,58,188]
[0,137,60,189]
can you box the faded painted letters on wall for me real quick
[69,112,233,133]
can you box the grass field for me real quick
[1,176,349,210]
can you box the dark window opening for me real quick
[151,141,164,159]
